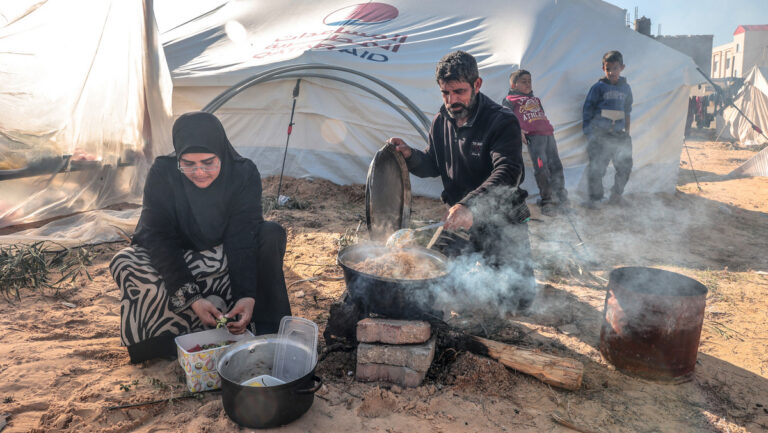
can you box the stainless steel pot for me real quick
[217,335,321,429]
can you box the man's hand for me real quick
[387,137,412,159]
[225,297,255,334]
[190,298,223,328]
[444,203,473,231]
[521,131,528,145]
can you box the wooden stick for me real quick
[551,411,598,433]
[470,336,583,390]
[426,226,444,249]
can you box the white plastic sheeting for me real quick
[724,66,768,147]
[0,0,173,230]
[0,209,140,248]
[158,0,699,199]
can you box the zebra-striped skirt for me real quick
[109,245,233,348]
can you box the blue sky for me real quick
[605,0,768,46]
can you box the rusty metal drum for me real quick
[599,267,708,380]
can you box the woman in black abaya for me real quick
[110,112,291,363]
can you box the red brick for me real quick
[356,362,426,388]
[357,335,436,372]
[356,318,431,344]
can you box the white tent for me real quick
[724,65,768,146]
[1,0,701,245]
[157,0,699,199]
[727,66,768,178]
[0,0,173,231]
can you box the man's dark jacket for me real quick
[405,92,526,212]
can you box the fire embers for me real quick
[599,267,708,380]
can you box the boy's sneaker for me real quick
[607,194,627,206]
[541,203,557,216]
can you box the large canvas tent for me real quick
[158,0,699,199]
[724,65,768,146]
[0,0,172,233]
[1,0,701,245]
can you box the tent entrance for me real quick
[201,63,430,144]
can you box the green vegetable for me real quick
[216,316,230,329]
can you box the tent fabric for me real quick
[158,0,699,199]
[724,66,768,146]
[0,209,141,249]
[730,146,768,177]
[0,0,173,230]
[729,67,768,177]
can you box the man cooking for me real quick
[388,50,536,312]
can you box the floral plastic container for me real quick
[175,328,254,391]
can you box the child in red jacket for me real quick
[502,70,568,215]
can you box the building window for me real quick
[736,43,740,53]
[713,60,718,74]
[726,57,731,69]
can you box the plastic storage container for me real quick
[175,327,254,391]
[272,316,318,383]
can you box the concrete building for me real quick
[630,15,713,78]
[712,25,768,78]
[656,35,714,77]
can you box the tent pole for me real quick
[276,79,301,206]
[714,122,729,143]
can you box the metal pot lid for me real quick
[365,143,411,241]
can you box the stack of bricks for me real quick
[355,318,436,387]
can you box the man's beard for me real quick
[446,91,478,121]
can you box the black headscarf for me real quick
[171,112,244,249]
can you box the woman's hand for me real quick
[226,297,255,334]
[190,298,223,327]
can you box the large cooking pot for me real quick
[217,335,322,429]
[600,267,708,380]
[337,243,448,319]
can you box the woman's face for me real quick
[178,153,221,188]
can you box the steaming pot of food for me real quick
[337,243,448,319]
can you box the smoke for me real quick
[355,167,755,338]
[412,184,737,327]
[419,186,538,319]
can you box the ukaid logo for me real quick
[253,3,408,63]
[324,3,399,26]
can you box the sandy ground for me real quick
[1,131,768,433]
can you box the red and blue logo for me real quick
[324,3,398,26]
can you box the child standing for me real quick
[502,69,568,216]
[582,50,633,207]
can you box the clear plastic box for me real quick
[272,316,318,383]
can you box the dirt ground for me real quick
[1,131,767,432]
